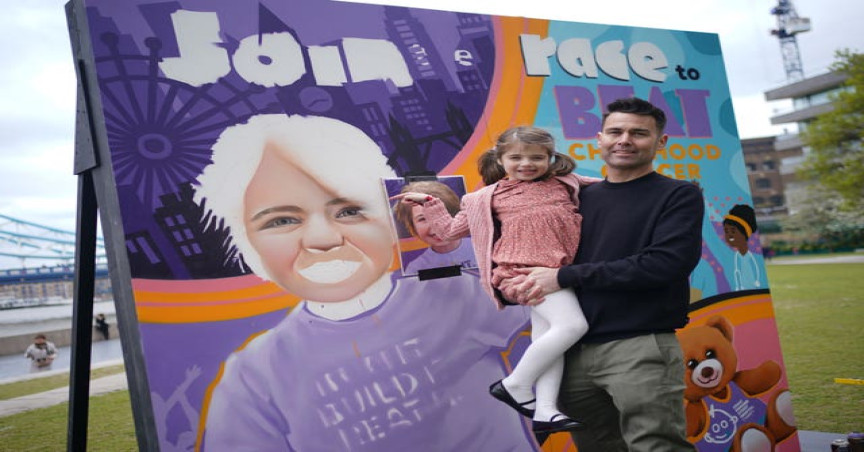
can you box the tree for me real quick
[800,50,864,212]
[781,184,864,251]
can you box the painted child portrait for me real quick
[193,114,533,451]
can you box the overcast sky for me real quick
[1,0,862,269]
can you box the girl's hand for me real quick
[390,192,434,205]
[499,275,545,306]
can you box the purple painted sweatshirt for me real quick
[202,273,534,451]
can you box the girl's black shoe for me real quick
[488,380,535,417]
[531,414,584,433]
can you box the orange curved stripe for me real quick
[133,281,285,304]
[687,294,777,327]
[131,275,299,323]
[195,328,271,451]
[135,292,298,323]
[542,432,577,452]
[441,16,549,190]
[133,248,400,323]
[398,236,429,253]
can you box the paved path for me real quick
[769,254,864,265]
[0,339,123,381]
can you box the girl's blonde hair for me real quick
[477,126,576,185]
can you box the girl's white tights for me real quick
[501,288,587,422]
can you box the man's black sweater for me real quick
[557,172,704,343]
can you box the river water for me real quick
[0,300,124,381]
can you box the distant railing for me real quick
[0,263,110,284]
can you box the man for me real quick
[25,334,58,372]
[509,97,704,451]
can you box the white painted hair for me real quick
[194,114,396,278]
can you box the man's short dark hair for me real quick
[603,97,667,133]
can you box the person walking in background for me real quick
[25,334,57,372]
[395,126,600,434]
[507,98,704,451]
[94,313,110,340]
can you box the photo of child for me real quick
[387,178,478,276]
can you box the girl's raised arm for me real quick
[390,192,435,205]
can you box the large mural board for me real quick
[66,0,799,450]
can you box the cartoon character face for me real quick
[686,348,725,389]
[243,143,394,302]
[723,223,748,254]
[497,143,551,182]
[678,316,738,402]
[597,112,668,175]
[703,405,739,445]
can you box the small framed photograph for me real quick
[382,176,478,277]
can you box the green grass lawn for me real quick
[0,364,125,401]
[0,260,861,449]
[0,390,137,451]
[766,262,864,433]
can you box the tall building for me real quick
[741,136,787,233]
[384,6,457,91]
[763,70,850,216]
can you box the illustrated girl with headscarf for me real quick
[723,204,762,290]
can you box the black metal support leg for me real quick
[67,170,98,452]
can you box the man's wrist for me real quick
[554,266,570,289]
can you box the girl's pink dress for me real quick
[422,172,598,308]
[490,177,582,288]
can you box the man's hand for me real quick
[499,267,561,305]
[498,275,540,306]
[515,266,561,299]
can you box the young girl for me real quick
[394,126,600,434]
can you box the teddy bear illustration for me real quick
[677,315,797,451]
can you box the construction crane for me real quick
[770,0,811,82]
